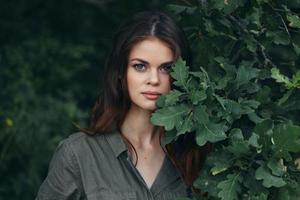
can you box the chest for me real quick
[79,151,187,200]
[135,149,166,189]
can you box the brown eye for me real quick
[133,63,146,72]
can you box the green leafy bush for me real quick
[152,1,300,199]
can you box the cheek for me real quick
[126,71,142,92]
[162,75,171,91]
[128,74,140,84]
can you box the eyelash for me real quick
[133,63,146,71]
[132,64,173,74]
[160,64,172,73]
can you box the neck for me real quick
[120,105,160,146]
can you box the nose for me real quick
[147,69,160,85]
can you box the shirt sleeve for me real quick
[36,140,84,200]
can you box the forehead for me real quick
[128,37,174,62]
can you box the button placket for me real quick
[125,156,155,199]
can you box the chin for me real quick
[148,106,157,111]
[133,102,157,111]
[142,104,157,111]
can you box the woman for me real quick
[36,11,210,200]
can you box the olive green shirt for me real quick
[36,130,189,200]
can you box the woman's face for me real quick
[126,37,174,111]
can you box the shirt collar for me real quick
[150,155,182,195]
[105,127,185,195]
[105,130,128,158]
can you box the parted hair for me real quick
[83,10,211,189]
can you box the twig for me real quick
[267,3,291,37]
[277,13,291,37]
[257,42,277,68]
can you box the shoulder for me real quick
[57,131,124,162]
[58,131,108,153]
[48,132,109,170]
[62,131,110,146]
[64,131,105,143]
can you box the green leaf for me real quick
[227,141,250,156]
[240,82,261,94]
[292,43,300,55]
[215,75,232,89]
[215,57,236,74]
[211,164,229,176]
[189,90,207,105]
[267,158,286,176]
[176,112,193,135]
[291,70,300,88]
[206,149,233,176]
[273,123,300,158]
[162,129,177,145]
[240,99,261,114]
[287,14,300,28]
[256,193,268,200]
[196,122,227,146]
[248,132,262,148]
[212,0,246,14]
[247,7,262,26]
[271,68,294,89]
[193,105,209,124]
[255,85,271,104]
[243,170,269,198]
[256,0,269,4]
[235,63,260,88]
[278,90,293,105]
[203,19,238,40]
[214,94,227,110]
[228,128,244,140]
[151,104,190,131]
[245,34,257,52]
[166,4,197,15]
[266,31,290,45]
[224,98,259,118]
[171,58,189,90]
[255,165,286,188]
[247,112,264,124]
[165,89,183,106]
[278,186,300,200]
[217,173,242,200]
[224,100,242,115]
[241,99,261,108]
[193,167,224,196]
[156,95,166,107]
[254,119,274,150]
[227,129,250,156]
[189,71,210,91]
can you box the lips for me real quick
[141,91,161,100]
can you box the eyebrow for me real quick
[130,58,174,66]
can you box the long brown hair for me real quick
[83,10,212,188]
